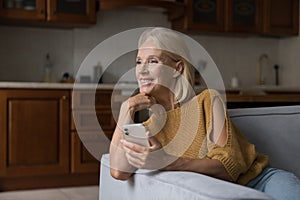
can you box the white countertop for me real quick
[228,85,300,94]
[0,82,139,90]
[1,82,300,94]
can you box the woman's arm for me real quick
[109,93,156,180]
[161,153,233,182]
[110,100,135,180]
[120,129,233,181]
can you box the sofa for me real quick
[99,105,300,200]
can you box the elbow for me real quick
[110,168,132,181]
[220,173,234,182]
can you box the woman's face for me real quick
[136,40,178,95]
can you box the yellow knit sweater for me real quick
[144,89,269,185]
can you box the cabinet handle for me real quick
[61,96,68,100]
[40,9,45,14]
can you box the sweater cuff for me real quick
[207,149,242,182]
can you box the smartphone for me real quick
[122,123,150,147]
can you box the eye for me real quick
[136,60,142,65]
[148,59,158,64]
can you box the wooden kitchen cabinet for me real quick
[172,0,225,32]
[262,0,299,36]
[173,0,299,36]
[172,0,261,33]
[0,0,96,26]
[0,89,70,178]
[0,88,114,190]
[71,89,116,173]
[98,0,185,21]
[0,0,45,21]
[226,0,263,33]
[0,87,116,191]
[46,0,96,24]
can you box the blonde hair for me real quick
[138,27,195,103]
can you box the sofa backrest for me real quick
[228,105,300,178]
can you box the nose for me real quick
[138,63,150,74]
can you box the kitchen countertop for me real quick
[1,82,300,94]
[0,82,139,90]
[226,85,300,94]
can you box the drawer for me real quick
[72,89,113,109]
[72,110,116,131]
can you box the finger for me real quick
[122,139,149,153]
[121,140,145,164]
[125,152,143,168]
[134,93,156,106]
[122,144,145,161]
[135,102,153,111]
[147,132,162,150]
[128,97,154,112]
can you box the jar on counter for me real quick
[60,72,75,83]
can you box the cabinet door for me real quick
[71,131,109,173]
[46,0,96,24]
[173,0,225,32]
[0,0,46,21]
[189,0,225,31]
[263,0,299,36]
[226,0,262,33]
[0,90,70,177]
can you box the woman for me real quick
[109,27,300,200]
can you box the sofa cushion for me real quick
[228,105,300,178]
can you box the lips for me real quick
[139,78,154,86]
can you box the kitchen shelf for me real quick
[98,0,185,20]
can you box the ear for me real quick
[173,60,184,78]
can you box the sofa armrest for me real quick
[99,154,273,200]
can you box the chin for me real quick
[139,87,152,94]
[139,84,155,94]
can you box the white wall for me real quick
[0,26,73,82]
[278,36,300,86]
[0,7,297,87]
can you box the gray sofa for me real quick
[99,105,300,200]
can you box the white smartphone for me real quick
[122,123,150,147]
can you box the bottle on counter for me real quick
[93,61,103,83]
[42,53,53,82]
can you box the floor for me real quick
[0,186,99,200]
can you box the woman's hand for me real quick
[117,93,157,126]
[127,93,157,115]
[121,132,170,170]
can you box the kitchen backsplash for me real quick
[0,7,299,87]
